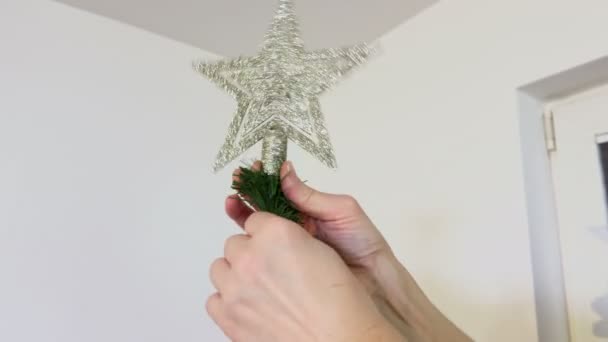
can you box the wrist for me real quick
[368,252,435,339]
[367,252,471,342]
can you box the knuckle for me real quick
[223,236,232,253]
[249,213,291,236]
[299,186,316,206]
[209,258,223,278]
[205,293,219,316]
[226,245,256,275]
[242,212,256,230]
[210,258,221,272]
[267,215,290,231]
[206,295,240,341]
[339,194,361,212]
[272,221,303,243]
[223,234,242,257]
[243,211,268,230]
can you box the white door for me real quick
[550,83,608,341]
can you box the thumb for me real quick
[280,161,355,219]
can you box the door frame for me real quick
[518,56,608,342]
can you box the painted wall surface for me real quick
[341,1,608,340]
[2,0,608,341]
[0,1,229,341]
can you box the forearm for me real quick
[366,252,471,342]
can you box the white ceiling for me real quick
[54,0,437,56]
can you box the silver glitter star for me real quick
[194,0,373,174]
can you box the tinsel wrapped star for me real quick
[193,0,373,174]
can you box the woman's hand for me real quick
[226,161,391,269]
[223,161,471,342]
[208,212,403,342]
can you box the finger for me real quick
[280,161,361,219]
[251,160,262,171]
[206,293,238,341]
[225,195,253,228]
[206,292,226,327]
[231,168,242,184]
[224,234,249,262]
[243,211,286,236]
[209,258,231,292]
[232,162,262,185]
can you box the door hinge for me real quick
[543,109,557,153]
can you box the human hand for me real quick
[207,212,402,342]
[224,162,471,342]
[225,161,392,269]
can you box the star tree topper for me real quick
[194,0,373,175]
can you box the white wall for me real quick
[325,1,607,341]
[2,0,608,341]
[0,1,232,341]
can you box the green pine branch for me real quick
[232,166,302,224]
